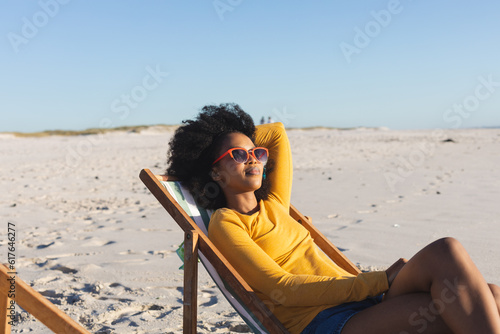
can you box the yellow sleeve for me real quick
[208,210,389,307]
[254,122,292,208]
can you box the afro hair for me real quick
[166,103,272,210]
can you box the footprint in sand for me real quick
[213,319,251,333]
[39,289,84,306]
[33,274,60,284]
[147,250,175,258]
[37,241,56,249]
[98,296,134,303]
[51,264,78,274]
[39,290,65,305]
[81,237,116,247]
[94,303,174,327]
[109,282,133,292]
[199,289,219,307]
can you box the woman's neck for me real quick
[225,191,259,215]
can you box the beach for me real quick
[1,126,499,333]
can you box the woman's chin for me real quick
[246,179,263,191]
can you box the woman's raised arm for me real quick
[254,122,293,208]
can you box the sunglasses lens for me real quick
[232,149,248,163]
[253,148,268,163]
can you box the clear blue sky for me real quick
[1,1,499,132]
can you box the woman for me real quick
[167,103,500,334]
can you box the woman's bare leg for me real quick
[490,284,500,314]
[343,238,500,334]
[342,292,452,334]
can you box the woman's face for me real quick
[211,132,265,195]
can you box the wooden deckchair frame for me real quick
[139,168,360,334]
[0,264,89,334]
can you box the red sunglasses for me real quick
[212,147,269,165]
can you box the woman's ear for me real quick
[210,168,221,181]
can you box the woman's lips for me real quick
[245,167,260,175]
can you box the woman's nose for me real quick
[247,152,258,163]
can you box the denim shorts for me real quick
[301,295,383,334]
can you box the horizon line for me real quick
[1,123,500,138]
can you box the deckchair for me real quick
[139,168,361,334]
[0,264,90,334]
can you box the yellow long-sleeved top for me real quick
[208,122,389,334]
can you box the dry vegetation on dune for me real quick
[3,124,388,138]
[3,124,179,138]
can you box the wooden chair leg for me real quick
[183,231,199,334]
[0,265,89,334]
[0,289,12,334]
[0,265,14,334]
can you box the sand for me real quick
[1,126,499,333]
